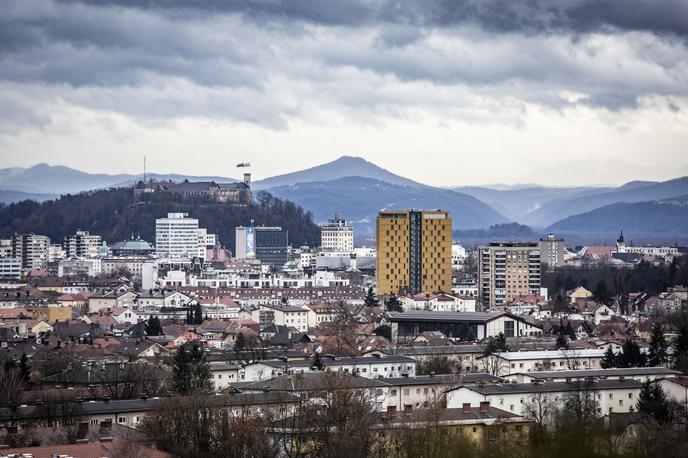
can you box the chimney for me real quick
[462,403,471,413]
[479,401,490,412]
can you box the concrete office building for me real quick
[0,257,21,280]
[235,226,256,259]
[255,227,289,268]
[478,242,541,309]
[64,230,102,258]
[321,215,354,252]
[376,210,452,296]
[539,233,565,268]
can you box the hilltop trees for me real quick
[0,188,321,249]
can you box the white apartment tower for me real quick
[11,234,50,271]
[156,213,214,260]
[64,230,102,258]
[320,215,354,252]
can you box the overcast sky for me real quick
[1,0,687,186]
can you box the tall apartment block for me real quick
[64,230,102,258]
[155,213,212,260]
[539,233,565,268]
[478,242,541,309]
[376,210,452,296]
[11,233,50,271]
[321,215,354,252]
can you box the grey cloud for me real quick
[55,0,688,36]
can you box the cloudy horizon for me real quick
[1,0,687,186]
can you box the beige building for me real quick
[376,210,452,296]
[478,242,541,309]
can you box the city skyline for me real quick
[1,1,687,186]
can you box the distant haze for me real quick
[1,1,687,186]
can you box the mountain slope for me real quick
[547,195,688,235]
[453,186,603,222]
[0,189,58,204]
[0,164,239,195]
[253,156,424,190]
[266,176,506,234]
[525,176,688,227]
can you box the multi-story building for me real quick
[64,230,102,258]
[538,233,565,268]
[11,233,50,271]
[155,213,213,260]
[255,227,289,268]
[321,216,354,252]
[478,242,541,309]
[111,237,156,257]
[235,226,256,259]
[376,210,452,296]
[0,257,21,280]
[0,239,11,258]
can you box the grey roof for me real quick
[382,373,500,386]
[453,379,644,395]
[395,345,486,356]
[254,355,416,369]
[0,392,299,422]
[390,311,540,328]
[111,239,155,251]
[518,367,681,380]
[240,372,390,392]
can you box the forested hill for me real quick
[0,189,321,250]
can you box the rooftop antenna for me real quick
[144,156,147,183]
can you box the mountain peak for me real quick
[253,156,424,190]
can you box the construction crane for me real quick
[237,162,251,187]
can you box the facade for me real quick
[478,242,541,310]
[390,311,542,344]
[376,210,452,296]
[63,230,102,258]
[480,349,607,376]
[447,379,643,417]
[321,216,354,252]
[155,213,212,260]
[235,226,256,259]
[11,233,50,271]
[255,227,289,268]
[166,179,252,204]
[0,257,21,280]
[538,233,565,268]
[250,304,309,332]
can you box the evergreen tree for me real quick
[494,332,509,352]
[234,332,246,352]
[312,352,324,371]
[647,323,668,367]
[637,380,672,424]
[601,347,617,369]
[592,281,612,305]
[555,332,569,349]
[618,339,647,368]
[364,287,380,307]
[672,324,688,374]
[18,353,30,384]
[385,295,403,313]
[373,325,392,341]
[194,303,203,325]
[145,316,163,336]
[172,344,213,395]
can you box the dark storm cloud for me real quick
[0,0,686,129]
[55,0,688,36]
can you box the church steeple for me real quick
[616,230,626,253]
[617,230,624,244]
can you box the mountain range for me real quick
[1,157,687,239]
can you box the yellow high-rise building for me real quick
[376,210,452,296]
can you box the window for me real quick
[403,389,410,396]
[118,417,126,424]
[391,389,397,396]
